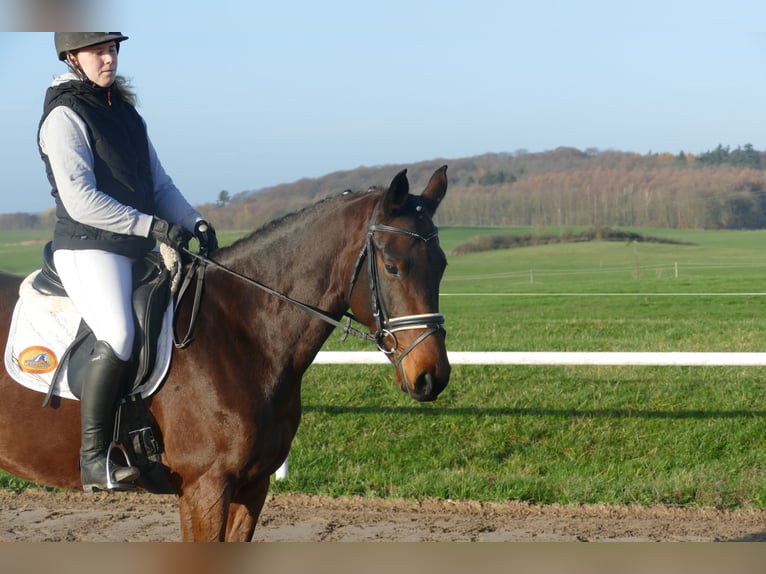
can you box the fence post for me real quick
[275,458,289,480]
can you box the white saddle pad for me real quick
[4,270,173,401]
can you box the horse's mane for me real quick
[221,188,379,257]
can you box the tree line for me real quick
[4,144,766,231]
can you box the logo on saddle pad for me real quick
[18,346,58,374]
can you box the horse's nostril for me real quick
[419,372,434,396]
[409,371,447,402]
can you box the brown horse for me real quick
[0,166,450,541]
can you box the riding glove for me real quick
[150,217,191,251]
[194,220,219,255]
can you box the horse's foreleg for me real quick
[177,480,233,542]
[225,477,270,541]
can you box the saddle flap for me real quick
[131,252,171,386]
[66,253,171,396]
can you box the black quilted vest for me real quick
[39,79,156,257]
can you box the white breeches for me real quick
[53,249,135,361]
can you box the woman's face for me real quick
[68,41,118,88]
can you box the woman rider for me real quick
[38,32,218,492]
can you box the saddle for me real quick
[35,241,171,400]
[32,242,177,494]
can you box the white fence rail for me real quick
[313,351,766,366]
[272,349,766,479]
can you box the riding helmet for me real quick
[54,32,129,61]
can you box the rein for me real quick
[174,201,446,373]
[175,250,376,348]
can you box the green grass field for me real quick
[2,226,766,508]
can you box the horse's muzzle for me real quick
[386,314,449,402]
[403,367,450,402]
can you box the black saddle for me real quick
[34,241,171,398]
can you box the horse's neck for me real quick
[234,197,366,293]
[213,194,371,361]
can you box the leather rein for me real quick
[174,201,446,369]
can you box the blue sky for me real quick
[1,1,766,214]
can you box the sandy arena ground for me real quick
[0,488,764,542]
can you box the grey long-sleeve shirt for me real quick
[39,73,202,238]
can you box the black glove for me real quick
[194,220,218,255]
[150,217,191,251]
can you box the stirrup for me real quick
[103,440,139,492]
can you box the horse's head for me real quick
[348,166,451,402]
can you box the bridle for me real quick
[346,199,446,369]
[176,199,446,377]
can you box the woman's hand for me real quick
[150,217,191,250]
[194,220,218,255]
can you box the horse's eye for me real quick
[384,263,399,276]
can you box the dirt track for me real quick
[0,488,764,542]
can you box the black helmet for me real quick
[54,32,129,61]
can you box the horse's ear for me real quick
[383,168,410,214]
[420,165,448,215]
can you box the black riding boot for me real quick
[79,340,140,492]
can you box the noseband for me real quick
[346,200,446,367]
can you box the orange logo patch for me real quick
[18,346,58,374]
